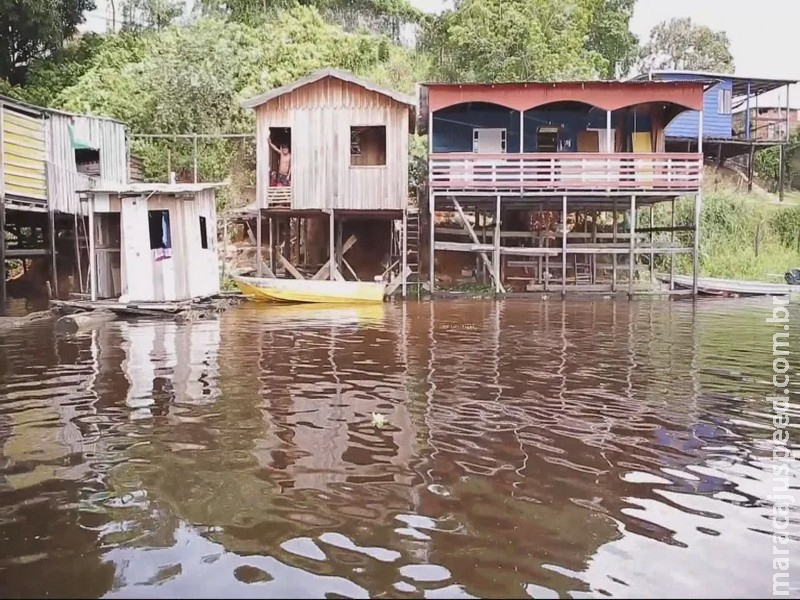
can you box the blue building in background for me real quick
[630,70,796,194]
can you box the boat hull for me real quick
[234,276,386,304]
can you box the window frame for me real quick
[349,125,387,167]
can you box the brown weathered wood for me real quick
[278,252,305,280]
[311,234,357,280]
[452,199,506,293]
[55,309,116,334]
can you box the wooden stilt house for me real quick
[241,68,418,296]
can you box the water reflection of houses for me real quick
[400,299,718,597]
[117,319,221,418]
[241,304,418,492]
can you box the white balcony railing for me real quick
[429,152,703,194]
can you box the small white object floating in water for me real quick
[371,413,388,428]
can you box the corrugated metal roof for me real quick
[242,68,416,109]
[81,182,228,195]
[0,94,125,124]
[631,71,798,97]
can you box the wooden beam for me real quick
[49,209,58,298]
[329,209,335,281]
[494,195,501,293]
[256,210,262,277]
[312,234,357,280]
[452,198,506,293]
[342,257,359,281]
[628,195,636,298]
[561,195,567,297]
[386,265,412,296]
[277,252,305,280]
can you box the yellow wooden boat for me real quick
[234,275,386,304]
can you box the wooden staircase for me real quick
[405,207,421,290]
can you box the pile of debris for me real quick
[49,293,246,333]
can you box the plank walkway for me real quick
[657,273,797,296]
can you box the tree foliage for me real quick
[122,0,185,30]
[639,17,734,73]
[754,132,800,192]
[0,0,95,84]
[420,0,638,83]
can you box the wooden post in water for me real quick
[693,190,702,297]
[329,209,335,281]
[74,214,83,294]
[88,195,97,302]
[0,192,5,316]
[612,199,617,292]
[561,195,567,298]
[670,198,675,290]
[494,195,501,294]
[628,194,636,298]
[49,209,58,299]
[256,209,262,277]
[649,205,654,287]
[401,208,408,298]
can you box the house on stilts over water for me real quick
[419,78,708,296]
[0,95,131,312]
[237,68,419,300]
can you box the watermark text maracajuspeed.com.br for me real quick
[767,296,792,596]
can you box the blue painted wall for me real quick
[657,73,733,139]
[432,103,652,153]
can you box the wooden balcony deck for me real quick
[429,152,703,196]
[267,186,292,208]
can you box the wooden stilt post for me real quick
[612,199,617,292]
[592,209,597,284]
[49,209,58,299]
[335,217,343,276]
[329,209,335,281]
[0,193,5,315]
[670,198,675,290]
[779,143,786,202]
[256,209,263,277]
[428,109,435,297]
[74,214,83,294]
[649,205,654,286]
[222,212,228,282]
[561,195,567,298]
[494,195,501,294]
[628,194,635,298]
[693,190,701,297]
[88,195,97,302]
[401,208,408,298]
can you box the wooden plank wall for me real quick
[47,114,128,214]
[255,77,409,211]
[119,191,219,302]
[1,106,47,202]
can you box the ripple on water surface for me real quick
[0,298,797,597]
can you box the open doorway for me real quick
[268,127,292,187]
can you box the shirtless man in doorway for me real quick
[268,135,291,186]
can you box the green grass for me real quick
[650,187,800,282]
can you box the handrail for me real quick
[429,152,702,192]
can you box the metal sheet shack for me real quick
[0,94,129,310]
[420,79,708,296]
[239,69,418,294]
[80,183,223,303]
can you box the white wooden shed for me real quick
[81,182,224,302]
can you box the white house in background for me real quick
[79,182,225,302]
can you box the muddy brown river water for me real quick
[0,298,798,598]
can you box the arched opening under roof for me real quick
[522,101,608,153]
[432,102,521,153]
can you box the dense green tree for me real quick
[638,17,734,73]
[419,0,639,83]
[122,0,185,30]
[585,0,638,78]
[0,0,95,84]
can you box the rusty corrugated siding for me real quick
[1,103,47,203]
